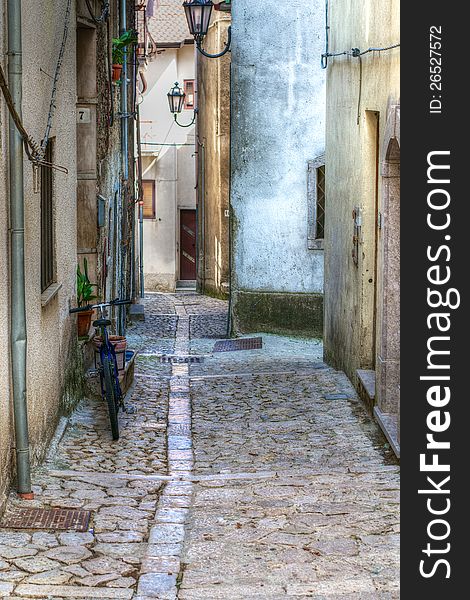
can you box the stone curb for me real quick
[136,307,193,599]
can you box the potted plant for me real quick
[76,258,98,338]
[112,30,138,82]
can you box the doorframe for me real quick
[178,208,197,281]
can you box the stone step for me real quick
[176,280,196,291]
[374,406,400,458]
[356,368,376,412]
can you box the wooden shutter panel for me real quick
[142,180,155,219]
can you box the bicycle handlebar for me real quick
[69,299,132,314]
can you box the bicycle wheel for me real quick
[102,353,120,440]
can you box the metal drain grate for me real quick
[213,337,263,353]
[159,355,203,364]
[0,508,91,532]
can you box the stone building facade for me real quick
[195,7,231,299]
[0,0,136,508]
[229,0,326,337]
[323,0,400,453]
[138,0,197,293]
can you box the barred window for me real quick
[41,140,55,292]
[316,165,325,240]
[307,156,326,250]
[184,80,195,110]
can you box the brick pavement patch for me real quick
[213,337,263,353]
[0,508,91,532]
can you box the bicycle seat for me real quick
[93,318,112,327]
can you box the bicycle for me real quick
[70,298,132,440]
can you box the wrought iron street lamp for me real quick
[167,82,197,127]
[183,0,231,59]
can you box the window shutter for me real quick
[142,180,155,219]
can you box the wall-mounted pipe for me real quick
[8,0,33,498]
[120,0,129,181]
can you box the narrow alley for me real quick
[0,293,399,599]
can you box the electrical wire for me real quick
[321,43,400,69]
[321,43,400,68]
[85,0,110,24]
[40,0,73,155]
[107,17,115,127]
[321,0,399,68]
[0,61,41,162]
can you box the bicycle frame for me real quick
[95,304,123,407]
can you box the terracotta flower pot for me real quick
[112,64,123,82]
[93,336,127,372]
[77,309,94,338]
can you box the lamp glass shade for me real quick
[183,0,213,39]
[167,82,186,114]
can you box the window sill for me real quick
[41,283,62,308]
[308,239,324,251]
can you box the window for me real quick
[41,140,55,292]
[142,180,156,219]
[316,165,325,239]
[307,156,326,250]
[184,79,195,110]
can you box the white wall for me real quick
[230,0,325,294]
[0,0,79,507]
[140,44,196,291]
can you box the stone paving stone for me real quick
[14,584,134,598]
[148,524,185,544]
[137,573,177,598]
[0,295,172,598]
[0,582,14,595]
[0,292,399,598]
[178,296,399,598]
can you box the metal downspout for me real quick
[136,103,144,298]
[226,60,233,337]
[119,0,128,334]
[120,0,128,181]
[7,0,33,498]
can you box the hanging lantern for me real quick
[183,0,213,43]
[167,82,186,114]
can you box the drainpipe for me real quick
[118,0,128,334]
[226,60,233,337]
[120,0,128,181]
[7,0,33,498]
[136,103,144,297]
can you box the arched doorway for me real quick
[375,105,400,456]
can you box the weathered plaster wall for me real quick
[140,44,196,291]
[0,0,82,509]
[323,0,400,382]
[196,12,231,298]
[230,0,325,334]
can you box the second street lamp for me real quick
[167,82,197,127]
[183,0,231,59]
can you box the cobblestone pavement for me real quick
[0,293,399,599]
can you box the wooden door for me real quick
[180,210,197,280]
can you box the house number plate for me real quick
[77,108,91,123]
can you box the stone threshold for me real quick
[374,406,400,458]
[356,369,376,401]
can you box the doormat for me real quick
[0,507,91,532]
[213,337,263,353]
